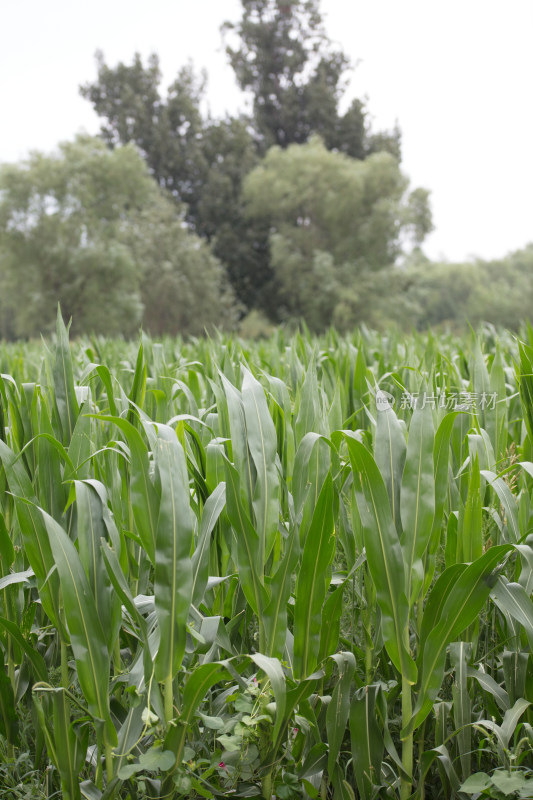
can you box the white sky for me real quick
[1,0,532,263]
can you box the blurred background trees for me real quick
[78,0,410,324]
[222,0,400,158]
[0,0,530,339]
[242,137,427,330]
[0,137,237,338]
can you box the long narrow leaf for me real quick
[344,434,417,684]
[39,509,114,738]
[242,367,279,563]
[407,544,512,736]
[400,392,435,606]
[153,424,194,683]
[293,473,336,679]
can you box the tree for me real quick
[80,54,277,313]
[80,2,404,318]
[387,245,533,331]
[0,136,237,339]
[80,54,208,221]
[223,0,401,157]
[0,136,150,338]
[124,193,239,337]
[189,116,278,314]
[242,136,432,330]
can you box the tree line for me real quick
[0,0,529,339]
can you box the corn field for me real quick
[0,313,532,799]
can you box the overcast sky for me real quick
[1,0,532,263]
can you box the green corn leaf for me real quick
[65,401,93,481]
[318,579,346,664]
[466,665,509,712]
[457,455,482,564]
[419,744,461,796]
[0,616,48,682]
[502,650,529,707]
[489,345,508,462]
[53,306,79,446]
[406,544,512,736]
[293,473,336,679]
[191,481,226,607]
[0,662,18,746]
[472,339,491,431]
[299,742,328,780]
[0,440,64,635]
[473,698,531,756]
[36,405,68,520]
[481,470,520,543]
[97,416,158,564]
[327,652,356,777]
[220,374,254,517]
[344,434,416,684]
[75,480,122,655]
[0,510,15,568]
[263,523,299,659]
[350,684,384,800]
[205,437,227,494]
[500,697,531,747]
[250,652,286,743]
[490,576,533,652]
[95,364,119,417]
[153,424,194,684]
[100,540,155,688]
[450,642,472,781]
[113,704,145,776]
[0,380,5,444]
[32,692,59,785]
[224,455,268,619]
[468,429,496,473]
[33,689,88,800]
[39,509,114,739]
[241,367,279,564]
[295,359,323,447]
[292,432,331,543]
[431,412,462,549]
[517,340,533,444]
[127,340,146,427]
[400,391,435,606]
[418,563,466,650]
[374,389,406,533]
[267,374,295,479]
[264,667,324,769]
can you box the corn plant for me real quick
[0,312,531,799]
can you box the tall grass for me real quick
[0,313,531,799]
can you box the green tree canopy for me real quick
[0,136,237,339]
[81,54,210,220]
[80,1,403,317]
[223,0,401,158]
[386,245,533,332]
[124,193,239,337]
[80,54,276,312]
[243,136,432,330]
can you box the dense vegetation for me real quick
[1,0,531,339]
[0,317,532,798]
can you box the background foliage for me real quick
[0,0,531,339]
[0,319,532,799]
[0,137,237,339]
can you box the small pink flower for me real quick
[253,676,258,684]
[292,727,298,735]
[218,761,226,769]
